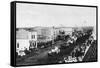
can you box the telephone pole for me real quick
[52,26,55,46]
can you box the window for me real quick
[17,43,19,48]
[31,35,35,39]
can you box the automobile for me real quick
[48,46,60,56]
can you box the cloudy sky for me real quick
[16,3,96,28]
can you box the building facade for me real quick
[16,29,37,56]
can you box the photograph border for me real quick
[10,1,98,67]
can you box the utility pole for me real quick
[52,26,55,46]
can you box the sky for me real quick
[16,3,96,28]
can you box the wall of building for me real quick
[16,29,29,39]
[16,29,37,52]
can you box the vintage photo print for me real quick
[11,1,98,67]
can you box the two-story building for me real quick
[16,29,37,56]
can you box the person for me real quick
[24,48,30,55]
[75,47,84,61]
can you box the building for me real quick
[33,27,54,42]
[54,27,74,36]
[16,29,37,56]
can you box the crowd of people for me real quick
[47,29,96,63]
